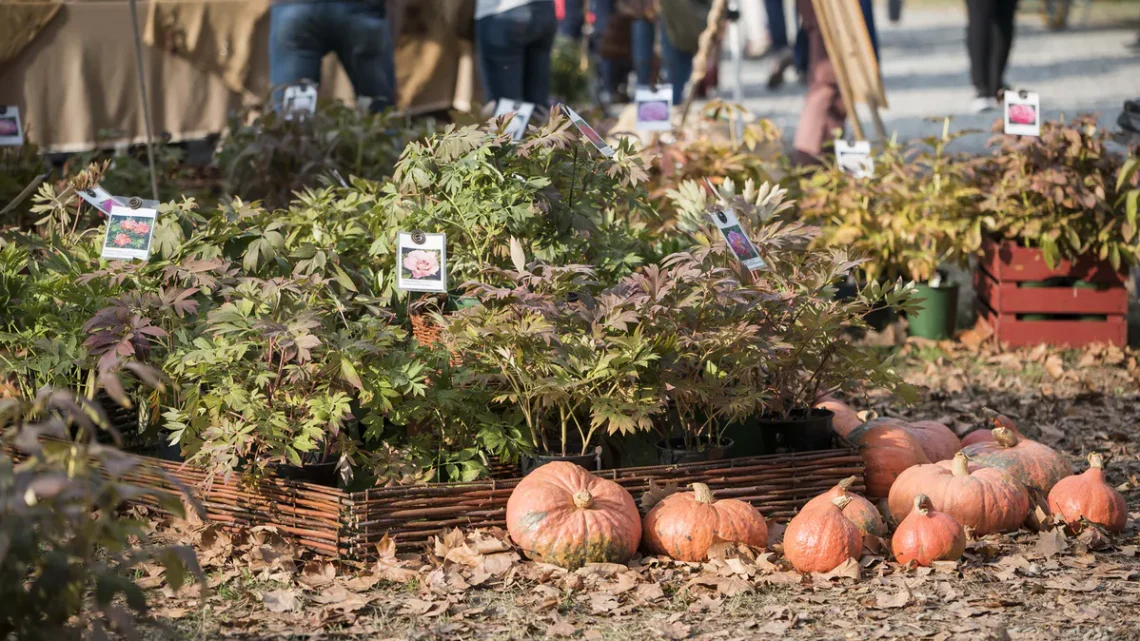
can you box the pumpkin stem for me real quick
[951,451,970,477]
[1087,452,1104,470]
[832,495,852,510]
[837,476,856,492]
[914,494,932,516]
[692,483,714,504]
[572,490,594,509]
[992,427,1018,448]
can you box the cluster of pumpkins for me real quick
[505,405,1127,573]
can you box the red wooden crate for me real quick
[974,269,1128,315]
[980,237,1125,284]
[977,300,1127,347]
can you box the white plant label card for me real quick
[1004,90,1040,137]
[0,106,24,146]
[634,85,673,132]
[835,139,874,178]
[711,207,766,272]
[78,185,125,216]
[282,84,318,120]
[397,231,447,293]
[102,201,157,261]
[494,99,536,141]
[565,106,614,157]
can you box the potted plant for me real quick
[799,122,980,339]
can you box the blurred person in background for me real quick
[269,0,396,111]
[659,0,710,104]
[791,0,842,165]
[963,0,1018,112]
[476,0,559,106]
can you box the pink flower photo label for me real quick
[564,105,614,157]
[0,105,24,146]
[494,99,536,141]
[396,231,448,293]
[1004,90,1040,137]
[634,85,673,132]
[101,202,158,261]
[710,207,767,272]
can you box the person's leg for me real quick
[268,2,327,104]
[475,9,528,103]
[740,0,769,56]
[334,1,396,111]
[592,0,617,93]
[658,24,692,104]
[964,0,994,96]
[990,0,1018,96]
[631,18,657,87]
[763,0,788,49]
[793,0,845,163]
[859,0,879,61]
[523,1,559,105]
[560,0,585,38]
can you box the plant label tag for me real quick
[77,185,125,216]
[711,207,766,272]
[835,139,874,178]
[0,105,24,146]
[634,85,673,132]
[282,84,318,120]
[494,99,536,141]
[102,201,157,261]
[1004,90,1040,137]
[565,105,614,157]
[397,230,447,293]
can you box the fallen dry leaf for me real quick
[260,589,298,613]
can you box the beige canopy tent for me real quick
[0,0,481,152]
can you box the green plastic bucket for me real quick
[908,282,960,340]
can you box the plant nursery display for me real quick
[887,452,1030,534]
[1046,452,1127,533]
[505,462,641,569]
[891,494,966,567]
[641,483,768,561]
[960,427,1073,494]
[783,496,863,573]
[802,475,886,537]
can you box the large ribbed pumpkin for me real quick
[506,462,641,569]
[803,476,886,537]
[642,483,768,561]
[784,496,862,573]
[892,494,966,566]
[904,420,961,462]
[961,427,1072,494]
[815,396,863,438]
[845,419,930,498]
[887,452,1029,534]
[1047,453,1127,533]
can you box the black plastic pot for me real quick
[272,462,339,486]
[654,437,734,465]
[520,448,602,476]
[724,409,835,456]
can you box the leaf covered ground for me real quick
[141,336,1140,640]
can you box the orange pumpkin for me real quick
[506,462,641,569]
[961,427,1072,494]
[1047,452,1127,533]
[904,420,961,462]
[887,452,1029,534]
[844,419,930,499]
[803,476,886,537]
[642,483,768,561]
[784,496,862,573]
[961,414,1021,447]
[892,494,966,566]
[815,396,863,438]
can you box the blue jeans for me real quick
[765,0,788,48]
[269,1,395,112]
[560,0,585,38]
[632,18,656,87]
[792,0,876,75]
[659,25,692,105]
[476,2,559,106]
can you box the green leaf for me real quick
[339,359,364,390]
[332,264,357,292]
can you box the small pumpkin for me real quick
[1047,452,1127,533]
[815,395,863,438]
[961,427,1072,494]
[506,462,641,569]
[784,496,863,573]
[642,483,768,561]
[904,420,961,462]
[961,414,1021,447]
[804,476,886,537]
[887,451,1029,534]
[892,494,966,566]
[844,419,930,498]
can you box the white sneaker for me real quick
[970,96,998,113]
